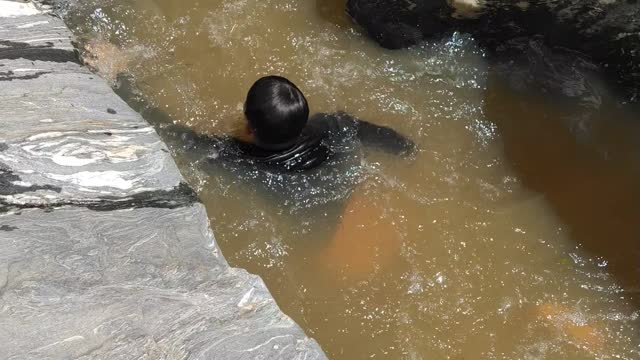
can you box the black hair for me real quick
[244,75,309,150]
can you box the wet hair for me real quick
[244,75,309,150]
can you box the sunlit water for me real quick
[64,0,640,358]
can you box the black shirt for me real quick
[160,112,415,212]
[216,112,415,171]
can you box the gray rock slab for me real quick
[1,12,184,207]
[0,205,326,360]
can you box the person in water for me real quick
[216,75,415,171]
[148,75,415,279]
[159,75,415,211]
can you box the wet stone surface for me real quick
[0,5,326,359]
[0,19,183,206]
[0,205,325,360]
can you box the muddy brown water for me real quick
[65,0,640,358]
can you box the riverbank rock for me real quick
[347,0,640,99]
[0,2,326,359]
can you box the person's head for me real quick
[244,75,309,150]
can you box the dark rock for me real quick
[0,165,62,196]
[0,69,52,81]
[0,39,79,63]
[346,0,450,49]
[347,0,640,99]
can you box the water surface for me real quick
[66,0,640,358]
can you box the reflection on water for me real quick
[65,0,640,358]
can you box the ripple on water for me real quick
[66,0,640,358]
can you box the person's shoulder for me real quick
[308,111,357,132]
[309,112,331,121]
[309,112,336,128]
[306,113,331,134]
[310,111,355,120]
